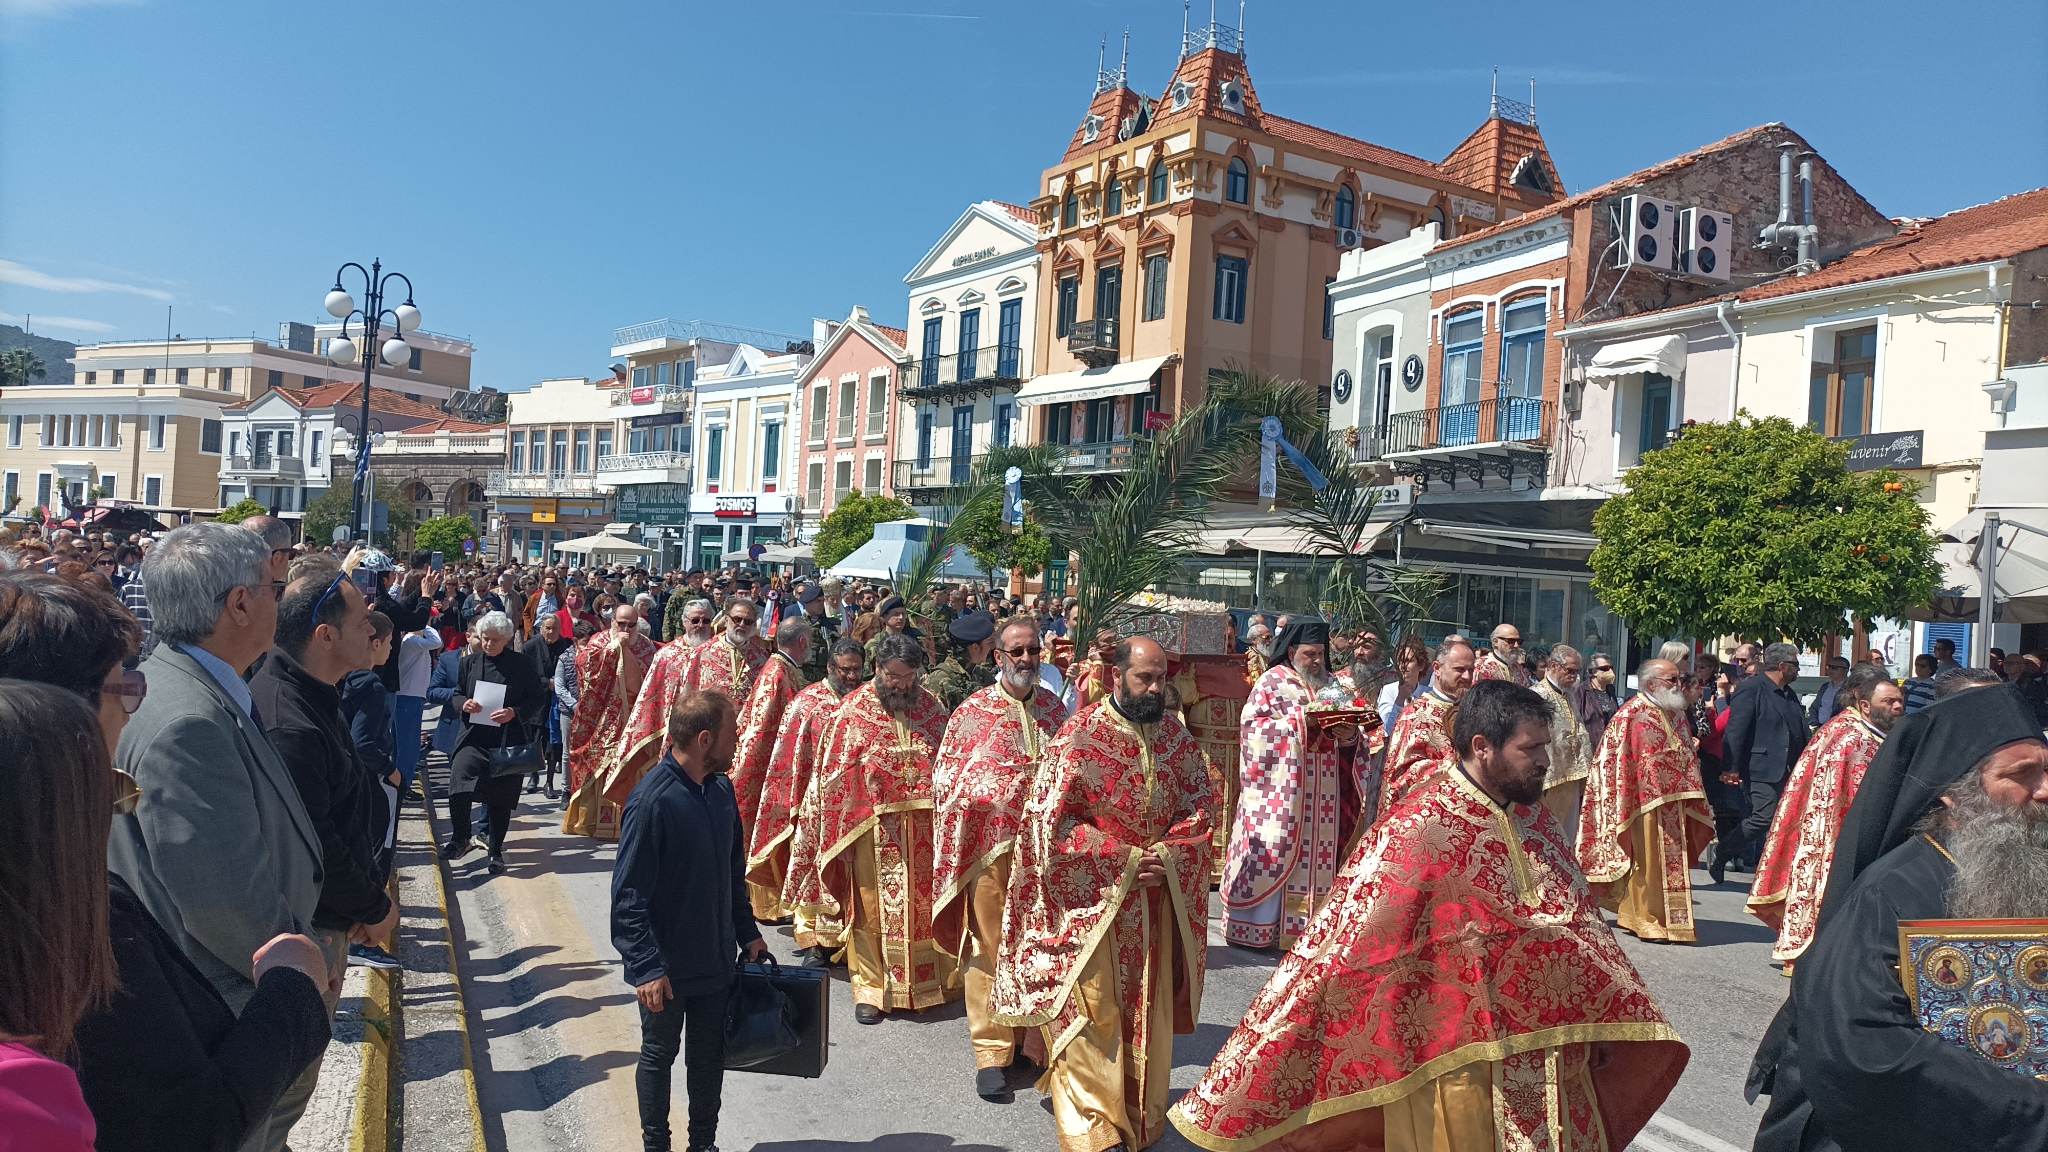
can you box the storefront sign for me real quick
[530,498,558,524]
[630,411,688,428]
[613,483,691,526]
[714,496,756,519]
[951,245,998,267]
[1838,429,1924,472]
[630,386,655,404]
[1401,355,1424,392]
[1365,482,1412,509]
[1144,409,1171,431]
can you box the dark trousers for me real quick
[447,750,521,854]
[1741,775,1785,861]
[636,988,730,1152]
[1699,754,1749,868]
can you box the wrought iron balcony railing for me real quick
[485,469,606,497]
[1382,395,1554,455]
[1066,316,1119,366]
[225,453,305,477]
[899,344,1025,398]
[893,454,986,493]
[1045,436,1137,473]
[597,451,691,474]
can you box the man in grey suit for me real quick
[109,521,330,1152]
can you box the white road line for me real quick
[1630,1111,1749,1152]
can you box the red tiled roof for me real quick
[1738,186,2048,302]
[1260,113,1445,183]
[1450,122,1789,248]
[231,379,464,424]
[989,201,1040,226]
[868,322,909,349]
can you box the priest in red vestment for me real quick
[605,596,769,807]
[1473,622,1532,686]
[724,616,812,922]
[561,603,659,840]
[1534,643,1594,845]
[1377,637,1474,815]
[756,639,865,966]
[1172,680,1688,1152]
[1225,617,1365,950]
[993,637,1215,1152]
[1576,659,1716,943]
[932,617,1067,1098]
[1746,664,1900,968]
[813,633,958,1020]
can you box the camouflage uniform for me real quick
[923,655,980,713]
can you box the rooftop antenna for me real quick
[1096,33,1106,82]
[1120,27,1129,77]
[1180,0,1189,58]
[1239,0,1246,55]
[1529,76,1537,125]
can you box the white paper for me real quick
[468,680,506,725]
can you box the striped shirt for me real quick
[1903,676,1937,714]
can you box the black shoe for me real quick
[544,783,558,800]
[1708,857,1726,884]
[439,838,471,861]
[487,853,506,876]
[800,947,832,969]
[975,1066,1008,1100]
[854,1004,883,1025]
[349,942,402,970]
[403,785,424,802]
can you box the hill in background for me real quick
[0,324,78,384]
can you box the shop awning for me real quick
[1190,522,1395,557]
[1917,509,2048,624]
[1412,519,1599,551]
[1584,334,1686,381]
[1013,355,1173,408]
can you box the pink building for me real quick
[795,306,909,521]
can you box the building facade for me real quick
[686,343,810,571]
[218,382,458,514]
[1015,22,1563,476]
[796,307,908,520]
[369,418,504,547]
[488,377,617,565]
[894,201,1040,504]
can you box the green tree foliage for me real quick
[302,478,417,551]
[812,491,914,570]
[214,497,267,524]
[1589,414,1942,645]
[0,348,46,386]
[944,444,1064,580]
[1279,419,1446,639]
[414,514,479,558]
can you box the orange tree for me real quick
[1589,414,1941,646]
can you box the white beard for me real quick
[1002,667,1037,697]
[1649,687,1687,714]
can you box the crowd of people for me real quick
[1,511,2044,1152]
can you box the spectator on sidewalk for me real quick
[612,690,769,1152]
[444,611,547,875]
[394,623,439,801]
[1903,652,1939,713]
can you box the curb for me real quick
[350,965,398,1152]
[410,777,491,1152]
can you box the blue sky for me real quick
[3,0,2044,387]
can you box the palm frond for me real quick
[895,443,1067,607]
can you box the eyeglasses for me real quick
[111,767,140,816]
[1593,665,1614,674]
[94,667,148,714]
[310,571,347,627]
[1001,645,1044,659]
[612,620,634,630]
[94,559,117,568]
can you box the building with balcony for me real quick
[218,382,457,515]
[608,318,807,411]
[686,342,810,571]
[489,377,617,564]
[894,201,1040,503]
[305,321,475,404]
[796,307,907,517]
[352,417,504,550]
[1015,22,1565,478]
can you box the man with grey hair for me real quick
[1535,643,1592,843]
[677,598,715,648]
[1380,636,1477,815]
[109,522,329,1152]
[1726,641,1813,869]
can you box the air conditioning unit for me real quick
[1679,206,1735,282]
[1336,227,1362,248]
[1616,193,1679,272]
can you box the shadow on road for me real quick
[752,1137,1009,1152]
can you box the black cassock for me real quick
[1752,834,2048,1151]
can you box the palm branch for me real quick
[1277,421,1446,639]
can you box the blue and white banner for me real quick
[1003,466,1024,526]
[1260,416,1328,502]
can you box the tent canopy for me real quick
[554,531,655,556]
[1916,510,2048,624]
[820,518,989,582]
[1585,334,1686,381]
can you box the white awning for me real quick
[1014,355,1173,408]
[554,531,656,556]
[1191,522,1395,557]
[1413,519,1599,551]
[758,544,812,564]
[1584,334,1687,381]
[1921,509,2048,624]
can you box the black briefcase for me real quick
[723,957,829,1078]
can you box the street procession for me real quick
[2,3,2046,1152]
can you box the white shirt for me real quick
[396,632,439,697]
[1040,661,1068,706]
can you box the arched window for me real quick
[1226,156,1249,204]
[1335,185,1356,232]
[1147,161,1168,205]
[1428,205,1452,239]
[1061,191,1080,229]
[1104,172,1124,216]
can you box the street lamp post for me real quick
[324,258,421,542]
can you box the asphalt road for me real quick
[438,783,1778,1152]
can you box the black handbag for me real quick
[486,717,543,779]
[724,955,829,1077]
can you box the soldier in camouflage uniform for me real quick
[792,582,835,685]
[924,610,998,713]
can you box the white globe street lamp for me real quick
[381,337,412,368]
[326,336,357,366]
[393,303,421,333]
[323,288,355,319]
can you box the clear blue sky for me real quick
[4,0,2044,387]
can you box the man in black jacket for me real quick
[1723,641,1812,870]
[612,689,769,1152]
[365,550,438,694]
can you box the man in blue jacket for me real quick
[612,689,769,1152]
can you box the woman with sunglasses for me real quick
[0,571,333,1152]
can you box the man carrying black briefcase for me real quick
[612,689,769,1152]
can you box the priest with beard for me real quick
[724,616,811,922]
[1533,643,1593,845]
[1749,684,2048,1151]
[1378,637,1475,817]
[562,603,659,840]
[1225,616,1365,950]
[606,596,769,810]
[1746,663,1902,971]
[762,639,867,968]
[813,632,957,1022]
[1576,658,1715,942]
[1171,680,1687,1152]
[931,617,1067,1099]
[993,636,1215,1152]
